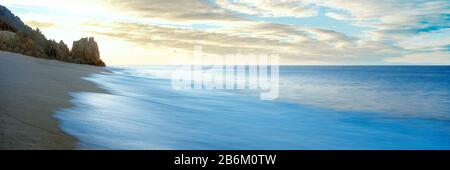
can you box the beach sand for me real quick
[0,51,106,149]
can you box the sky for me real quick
[2,0,450,65]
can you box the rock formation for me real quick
[0,5,105,66]
[0,5,29,33]
[71,37,105,66]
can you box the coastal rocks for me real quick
[0,5,106,66]
[71,37,105,66]
[0,19,17,32]
[44,39,69,60]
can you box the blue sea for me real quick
[55,66,450,149]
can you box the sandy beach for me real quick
[0,51,106,149]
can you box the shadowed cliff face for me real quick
[0,5,106,66]
[0,5,29,33]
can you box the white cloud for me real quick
[215,0,318,18]
[314,0,450,35]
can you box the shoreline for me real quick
[0,51,107,149]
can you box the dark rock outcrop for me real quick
[0,5,30,33]
[0,5,105,66]
[71,37,105,66]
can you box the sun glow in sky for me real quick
[3,0,450,65]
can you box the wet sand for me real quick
[0,51,106,149]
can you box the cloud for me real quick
[102,0,247,24]
[315,0,450,36]
[82,20,400,64]
[311,0,450,63]
[5,0,449,64]
[214,0,449,37]
[215,0,318,18]
[385,52,450,64]
[24,20,56,29]
[324,12,350,21]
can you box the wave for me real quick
[55,66,450,149]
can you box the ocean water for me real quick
[55,66,450,149]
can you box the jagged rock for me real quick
[71,37,105,66]
[0,5,105,66]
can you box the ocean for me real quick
[55,66,450,149]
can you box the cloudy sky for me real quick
[3,0,450,65]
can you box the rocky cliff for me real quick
[71,37,105,66]
[0,5,105,66]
